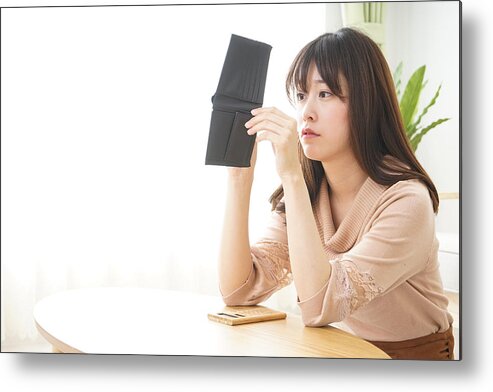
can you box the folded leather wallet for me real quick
[205,34,272,167]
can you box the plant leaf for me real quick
[410,118,450,151]
[411,84,443,133]
[400,65,426,131]
[406,122,418,141]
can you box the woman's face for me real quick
[296,64,352,163]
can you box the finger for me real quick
[249,106,284,121]
[248,111,298,137]
[247,107,291,126]
[247,120,286,136]
[245,114,288,131]
[255,130,282,145]
[251,107,283,116]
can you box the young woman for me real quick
[217,28,454,360]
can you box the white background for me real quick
[1,0,489,390]
[1,0,327,344]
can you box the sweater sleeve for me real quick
[221,209,292,306]
[298,182,436,327]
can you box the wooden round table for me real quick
[33,287,389,358]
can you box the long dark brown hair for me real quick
[269,27,439,214]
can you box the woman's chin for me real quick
[302,147,325,162]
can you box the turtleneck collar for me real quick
[313,176,388,254]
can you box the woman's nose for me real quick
[302,96,317,122]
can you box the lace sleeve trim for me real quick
[251,240,292,290]
[333,259,384,319]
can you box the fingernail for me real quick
[251,108,257,115]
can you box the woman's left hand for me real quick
[245,107,302,181]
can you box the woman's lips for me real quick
[301,128,320,139]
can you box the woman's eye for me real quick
[296,92,305,101]
[320,91,333,98]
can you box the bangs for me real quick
[286,33,344,103]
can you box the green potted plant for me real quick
[393,62,450,152]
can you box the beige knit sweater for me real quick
[222,176,453,342]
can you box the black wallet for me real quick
[205,34,272,167]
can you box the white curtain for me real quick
[1,3,328,349]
